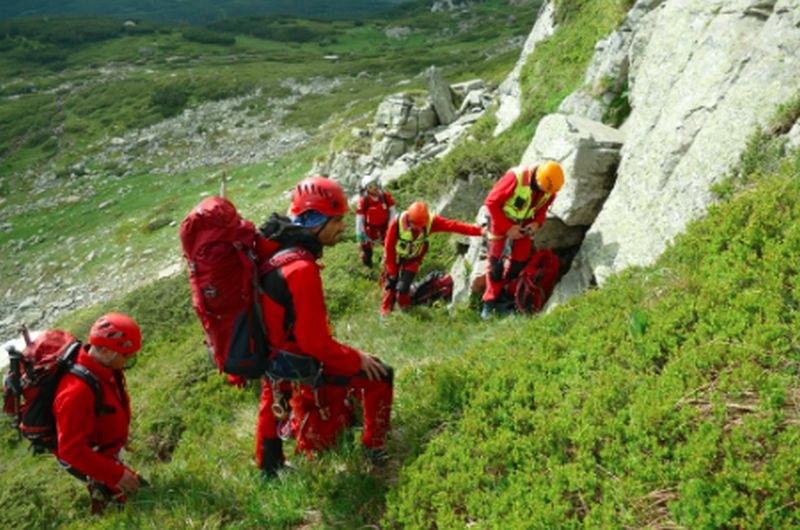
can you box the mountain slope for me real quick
[2,0,799,528]
[385,139,800,527]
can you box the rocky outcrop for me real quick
[549,0,800,307]
[521,114,624,229]
[427,66,458,126]
[314,71,495,192]
[449,113,624,302]
[370,94,438,165]
[494,1,556,136]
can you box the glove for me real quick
[357,231,371,243]
[385,275,398,291]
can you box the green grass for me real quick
[382,137,800,529]
[3,131,797,528]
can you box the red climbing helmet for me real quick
[89,312,142,355]
[289,176,348,217]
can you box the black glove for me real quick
[385,275,398,291]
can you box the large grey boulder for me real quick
[450,206,490,305]
[373,94,437,140]
[426,66,458,125]
[494,1,556,135]
[556,0,800,303]
[521,114,625,228]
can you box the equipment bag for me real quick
[511,248,560,313]
[410,271,453,307]
[180,196,275,378]
[179,197,314,379]
[2,330,110,454]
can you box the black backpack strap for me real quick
[68,364,115,416]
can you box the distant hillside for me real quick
[0,0,415,25]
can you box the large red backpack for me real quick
[179,196,315,380]
[2,330,110,454]
[509,248,561,314]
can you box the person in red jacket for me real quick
[482,161,564,319]
[255,175,394,473]
[53,312,143,514]
[382,201,485,317]
[355,174,396,268]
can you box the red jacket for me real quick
[485,169,556,236]
[383,215,482,277]
[261,251,362,377]
[356,191,395,229]
[53,347,132,489]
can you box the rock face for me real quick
[521,114,624,229]
[494,1,556,136]
[548,0,800,306]
[449,114,624,302]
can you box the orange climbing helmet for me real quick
[405,201,430,227]
[535,161,564,194]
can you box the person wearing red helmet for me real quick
[482,162,564,318]
[382,201,485,317]
[52,312,143,514]
[255,175,395,472]
[355,174,396,268]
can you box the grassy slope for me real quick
[0,2,538,529]
[6,1,798,529]
[385,139,800,529]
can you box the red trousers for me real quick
[381,260,421,316]
[291,373,393,455]
[483,236,532,302]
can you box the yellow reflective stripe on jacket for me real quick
[396,212,432,259]
[501,167,533,222]
[501,166,550,222]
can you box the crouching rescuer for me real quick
[256,176,394,473]
[53,313,144,514]
[382,201,485,318]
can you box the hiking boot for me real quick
[480,301,494,320]
[363,446,389,468]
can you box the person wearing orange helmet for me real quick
[482,161,564,318]
[53,312,144,514]
[382,200,485,317]
[256,176,394,471]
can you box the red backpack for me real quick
[179,196,311,379]
[410,271,454,306]
[2,330,110,454]
[509,248,560,313]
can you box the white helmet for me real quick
[360,174,379,190]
